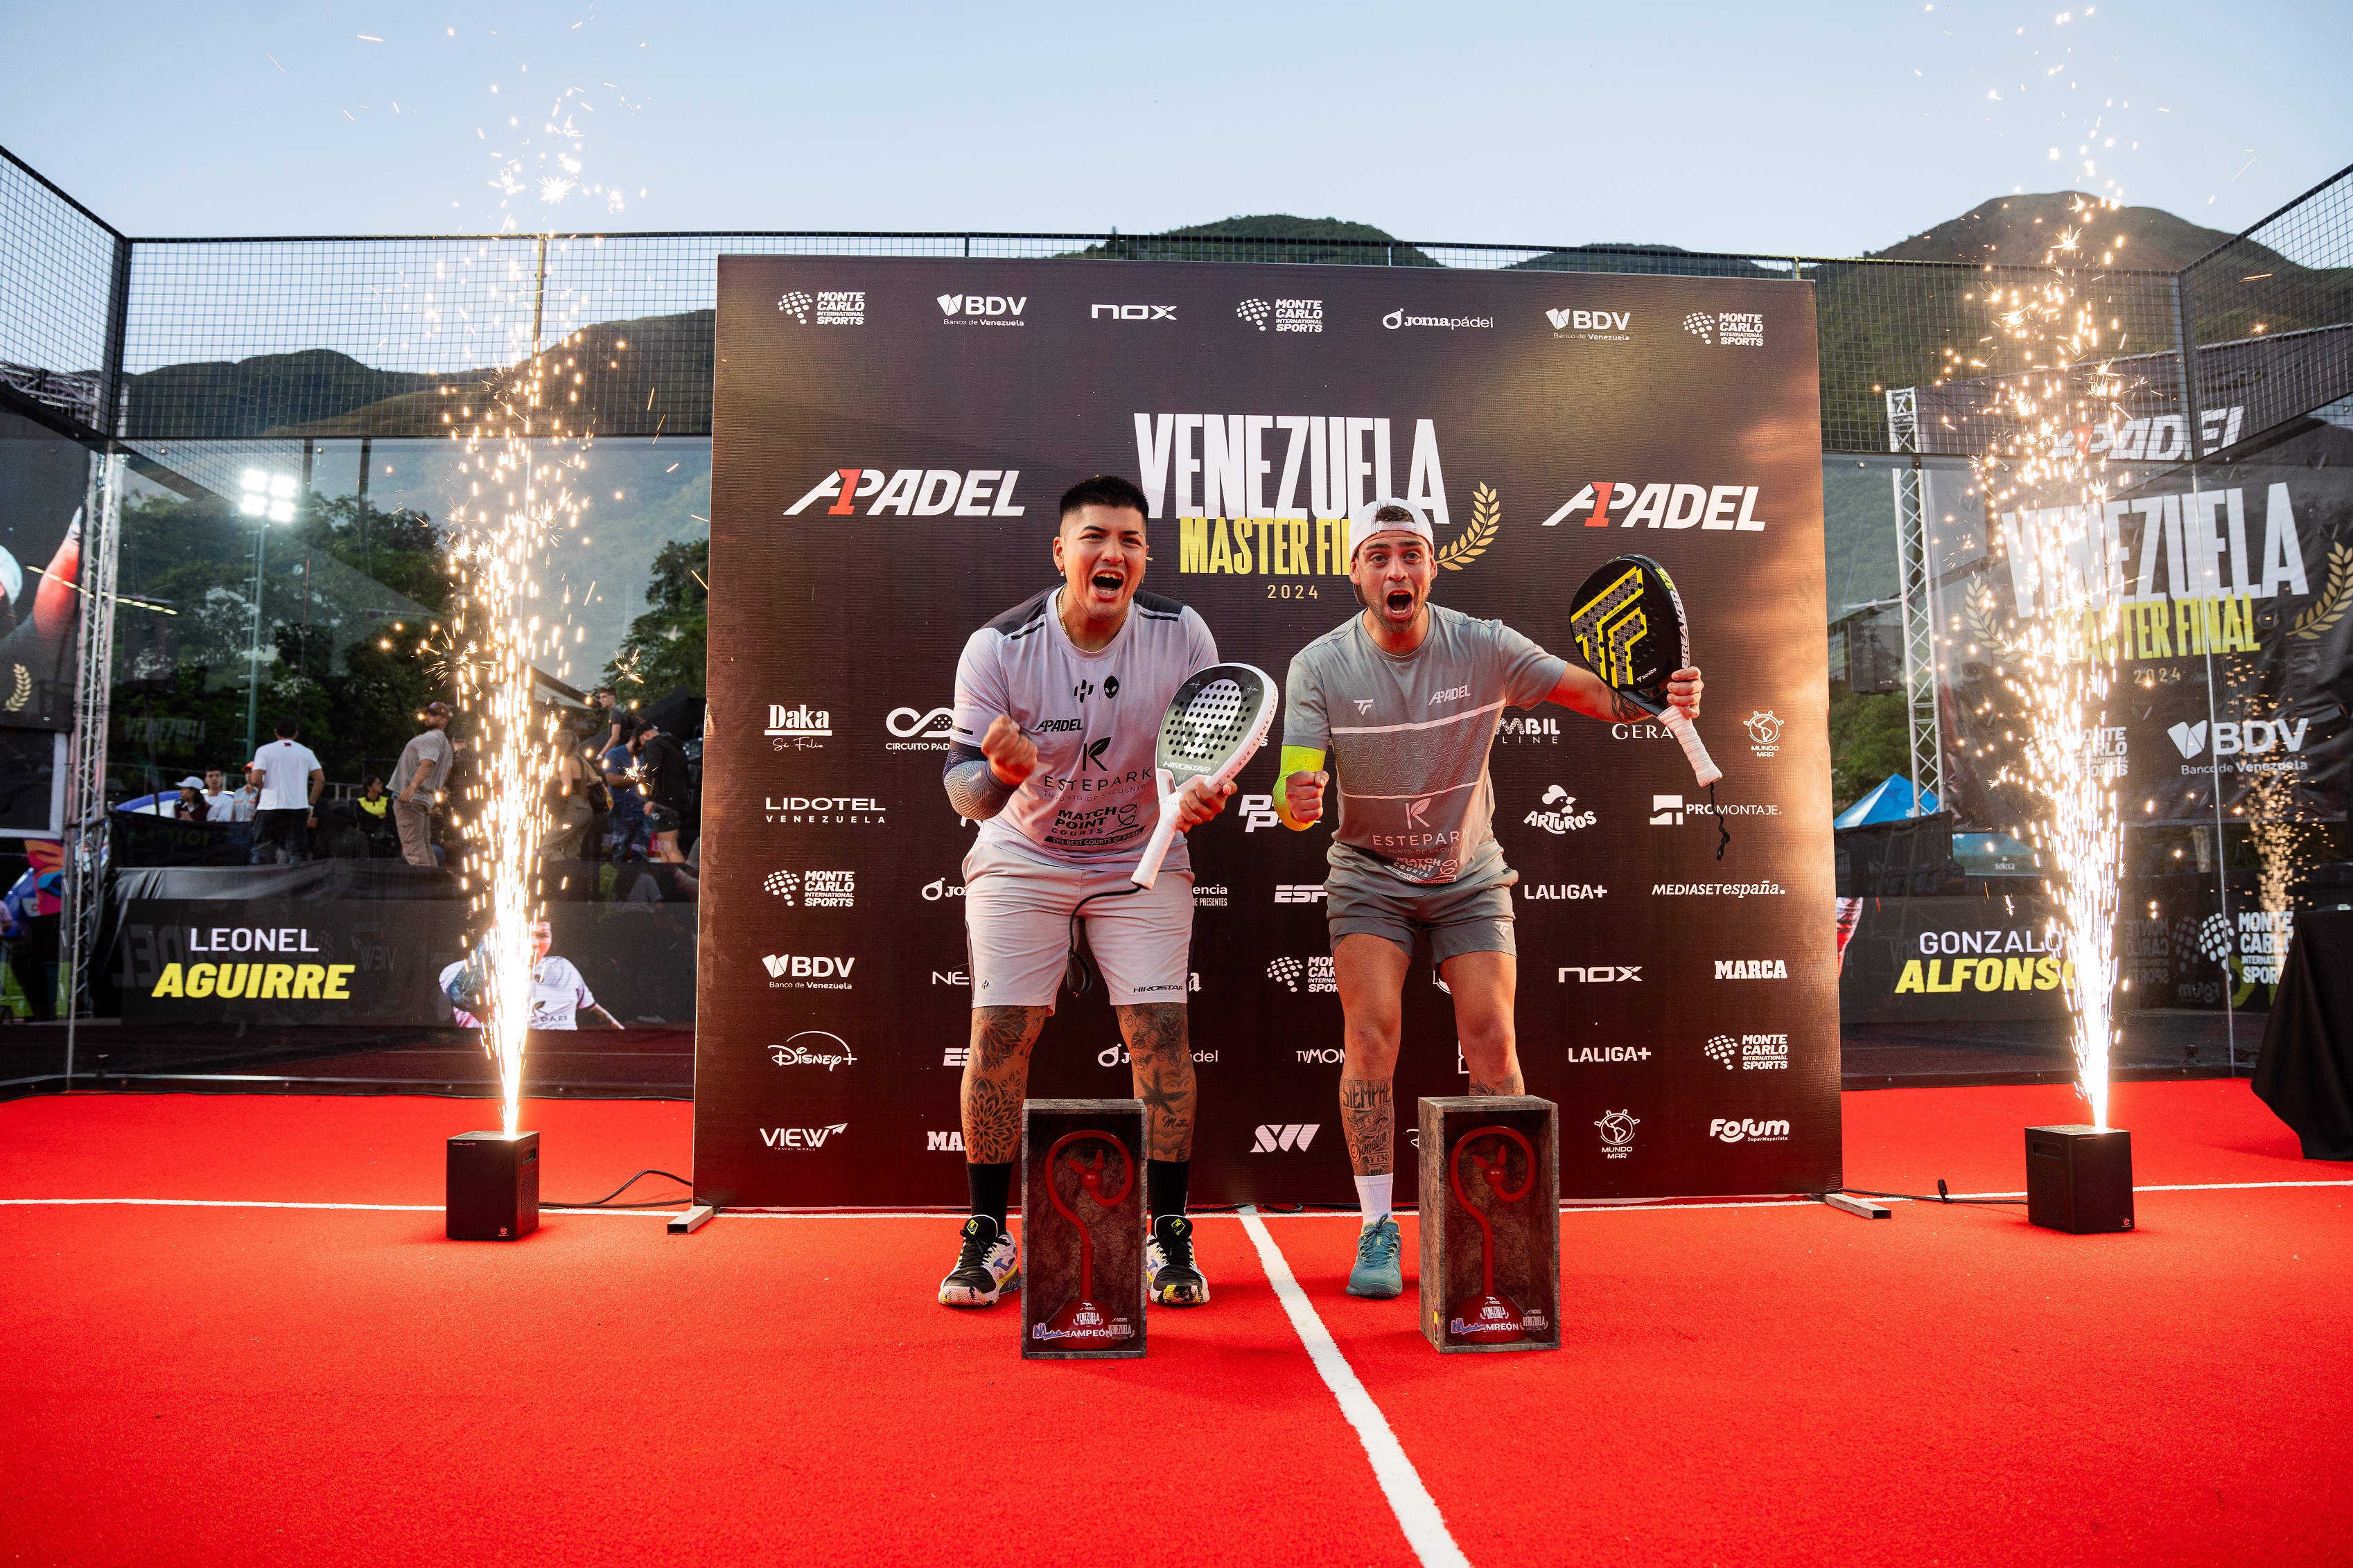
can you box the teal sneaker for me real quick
[1346,1217,1403,1298]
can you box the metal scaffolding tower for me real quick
[62,449,123,1072]
[1886,388,1943,818]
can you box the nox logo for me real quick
[1709,1117,1790,1143]
[1092,303,1175,321]
[1651,795,1685,826]
[927,1130,965,1152]
[1545,307,1632,333]
[1559,965,1642,983]
[1083,736,1113,772]
[1275,884,1327,904]
[1541,480,1767,531]
[1714,959,1789,980]
[1252,1124,1321,1152]
[1238,793,1281,833]
[937,292,1028,319]
[1404,798,1433,829]
[761,1124,848,1149]
[766,703,832,737]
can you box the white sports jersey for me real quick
[438,955,597,1030]
[951,588,1218,868]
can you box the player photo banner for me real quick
[702,257,1837,1209]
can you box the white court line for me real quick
[1238,1206,1471,1568]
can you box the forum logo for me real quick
[1709,1116,1790,1143]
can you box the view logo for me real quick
[761,1124,848,1148]
[1708,1117,1790,1143]
[1252,1124,1321,1152]
[2168,718,2310,758]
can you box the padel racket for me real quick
[1568,554,1722,786]
[1130,662,1279,889]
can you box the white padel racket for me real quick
[1129,662,1279,889]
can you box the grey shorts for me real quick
[963,836,1193,1010]
[1326,856,1517,965]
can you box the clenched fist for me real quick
[981,715,1038,788]
[1284,768,1328,826]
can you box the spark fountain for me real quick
[1975,201,2135,1232]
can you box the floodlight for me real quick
[268,500,295,523]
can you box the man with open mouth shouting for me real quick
[936,473,1234,1311]
[1274,497,1701,1298]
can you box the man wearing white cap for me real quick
[1275,497,1702,1298]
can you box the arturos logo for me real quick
[920,877,966,901]
[1594,1109,1639,1158]
[1683,311,1762,347]
[1559,965,1641,982]
[1709,1116,1790,1143]
[1545,306,1632,337]
[1383,308,1495,331]
[761,1123,848,1148]
[1275,884,1327,904]
[1252,1124,1321,1152]
[1542,480,1768,531]
[1092,303,1175,321]
[927,1130,965,1152]
[767,703,831,737]
[1525,784,1595,836]
[1714,959,1789,979]
[1744,711,1784,755]
[785,468,1027,518]
[937,292,1027,323]
[886,706,954,751]
[777,290,864,326]
[769,1030,857,1068]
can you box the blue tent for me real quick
[1835,774,1938,829]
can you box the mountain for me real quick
[1871,192,2235,272]
[1067,214,1437,267]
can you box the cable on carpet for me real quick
[546,1170,695,1208]
[1832,1180,2027,1207]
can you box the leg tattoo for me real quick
[1468,1072,1525,1096]
[1117,1003,1196,1161]
[960,1005,1047,1164]
[1339,1076,1395,1177]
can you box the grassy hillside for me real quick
[1066,215,1437,267]
[1873,191,2234,271]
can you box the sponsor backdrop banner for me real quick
[702,258,1836,1209]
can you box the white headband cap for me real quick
[1347,497,1434,562]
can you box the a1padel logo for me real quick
[938,292,1027,324]
[778,290,864,326]
[785,468,1027,518]
[1251,1124,1320,1152]
[762,1124,848,1148]
[1525,785,1595,835]
[1542,480,1768,531]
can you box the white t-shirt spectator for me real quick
[203,791,239,822]
[247,739,322,813]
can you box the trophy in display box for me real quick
[1022,1099,1146,1359]
[1418,1097,1560,1353]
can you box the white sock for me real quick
[1354,1174,1393,1230]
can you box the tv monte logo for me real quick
[1683,311,1763,347]
[1545,306,1632,340]
[766,703,830,738]
[1251,1124,1321,1152]
[777,290,864,326]
[769,1030,857,1068]
[1092,303,1175,321]
[1524,785,1595,836]
[1541,480,1768,531]
[761,1124,848,1148]
[937,292,1027,324]
[786,468,1028,518]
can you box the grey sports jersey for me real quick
[1284,606,1566,885]
[952,588,1218,867]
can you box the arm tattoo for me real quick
[1607,689,1647,721]
[1338,1076,1394,1177]
[1116,1003,1196,1161]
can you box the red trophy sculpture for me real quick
[1038,1129,1136,1350]
[1447,1124,1535,1344]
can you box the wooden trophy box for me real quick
[1417,1097,1559,1353]
[1021,1099,1147,1359]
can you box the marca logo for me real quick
[1714,959,1789,979]
[2169,718,2310,759]
[761,1123,848,1148]
[1092,303,1175,321]
[937,292,1028,323]
[927,1130,965,1152]
[1525,884,1608,900]
[1543,481,1767,531]
[769,1030,857,1068]
[785,468,1027,518]
[777,290,864,326]
[1525,784,1595,835]
[886,706,954,752]
[1709,1116,1790,1143]
[1545,306,1632,337]
[1744,711,1783,755]
[1683,311,1763,347]
[920,877,966,901]
[1594,1109,1639,1159]
[1274,884,1327,904]
[1651,795,1686,826]
[1252,1124,1321,1152]
[767,703,831,737]
[762,796,886,825]
[1559,965,1641,982]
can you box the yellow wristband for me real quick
[1275,746,1327,831]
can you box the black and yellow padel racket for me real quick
[1568,554,1722,786]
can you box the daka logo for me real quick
[766,704,832,737]
[1252,1124,1321,1152]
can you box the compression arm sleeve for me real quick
[1273,744,1327,831]
[943,741,1018,821]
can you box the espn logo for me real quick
[942,1046,970,1068]
[1275,884,1327,904]
[1251,1124,1321,1152]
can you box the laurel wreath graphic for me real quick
[2290,543,2353,641]
[1962,577,2011,657]
[2,665,27,713]
[1436,484,1499,571]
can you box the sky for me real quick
[4,1,2349,256]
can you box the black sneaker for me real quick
[1146,1214,1211,1306]
[937,1215,1019,1307]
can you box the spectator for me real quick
[394,702,455,867]
[590,685,624,752]
[2,865,62,1021]
[542,722,594,861]
[638,719,690,820]
[317,800,370,860]
[201,768,238,822]
[602,730,649,863]
[354,776,397,856]
[170,775,209,822]
[247,718,324,864]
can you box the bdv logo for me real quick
[2168,718,2310,758]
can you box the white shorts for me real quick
[963,836,1194,1010]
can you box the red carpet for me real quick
[1,1082,2345,1567]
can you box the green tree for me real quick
[1828,690,1913,814]
[603,538,708,701]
